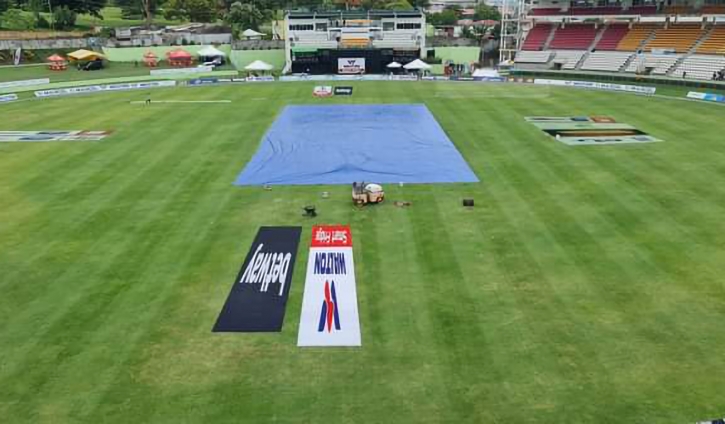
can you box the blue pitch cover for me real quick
[234,104,479,185]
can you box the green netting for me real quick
[230,50,286,70]
[102,45,233,62]
[432,47,480,65]
[291,47,318,53]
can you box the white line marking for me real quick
[129,100,232,104]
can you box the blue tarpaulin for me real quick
[234,104,479,185]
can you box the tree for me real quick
[408,0,428,9]
[1,8,36,29]
[224,0,269,31]
[0,0,11,19]
[53,5,77,29]
[384,0,412,10]
[115,0,163,27]
[474,3,500,21]
[55,0,107,19]
[427,9,457,26]
[164,0,216,22]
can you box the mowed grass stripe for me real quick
[2,83,725,423]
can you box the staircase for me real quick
[619,53,637,72]
[665,28,712,76]
[638,30,658,51]
[574,52,590,70]
[666,56,687,76]
[542,24,558,50]
[589,24,608,50]
[689,26,714,53]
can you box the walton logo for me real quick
[317,280,341,333]
[347,60,356,66]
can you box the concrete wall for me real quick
[0,38,93,50]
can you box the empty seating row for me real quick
[549,24,598,50]
[672,55,725,80]
[531,8,564,16]
[627,5,658,15]
[522,24,553,51]
[697,26,725,54]
[616,24,659,51]
[340,37,370,48]
[595,24,630,50]
[580,51,634,72]
[702,5,725,14]
[514,50,553,63]
[552,50,587,69]
[644,25,704,53]
[569,7,623,15]
[624,53,681,74]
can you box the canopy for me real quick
[242,29,264,38]
[143,51,158,58]
[197,46,226,57]
[47,54,65,62]
[167,49,192,59]
[386,62,402,68]
[403,59,431,70]
[244,60,274,71]
[68,49,105,61]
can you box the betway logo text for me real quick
[314,252,346,275]
[239,244,292,295]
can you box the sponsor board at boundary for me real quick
[35,80,176,98]
[0,130,112,142]
[150,66,213,76]
[338,58,365,74]
[0,78,50,90]
[0,94,18,103]
[187,78,219,86]
[213,227,302,332]
[298,225,361,347]
[246,76,275,82]
[333,86,353,96]
[526,116,662,145]
[534,78,656,95]
[687,91,725,103]
[313,86,333,97]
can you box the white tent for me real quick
[242,29,265,39]
[244,60,274,71]
[386,62,402,68]
[197,46,226,58]
[403,59,431,70]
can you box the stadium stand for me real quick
[552,50,587,69]
[672,55,725,80]
[548,24,598,50]
[522,24,554,50]
[514,50,552,63]
[339,35,371,48]
[644,24,704,53]
[616,24,659,51]
[697,25,725,54]
[624,53,681,74]
[291,32,338,49]
[702,5,725,14]
[570,6,623,15]
[580,51,634,71]
[531,8,565,16]
[372,32,417,49]
[626,5,658,15]
[594,24,630,50]
[664,5,691,14]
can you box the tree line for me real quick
[1,0,499,34]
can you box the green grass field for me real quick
[1,82,725,423]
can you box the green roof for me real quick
[291,47,319,53]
